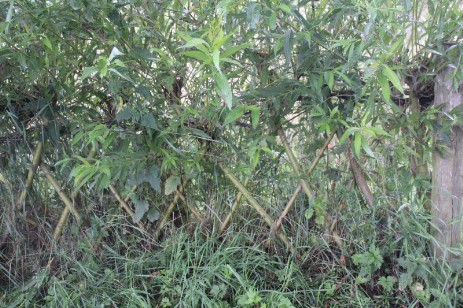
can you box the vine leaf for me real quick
[133,200,149,223]
[165,175,181,195]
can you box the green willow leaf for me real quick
[215,72,233,108]
[81,66,99,80]
[378,73,391,103]
[250,107,260,128]
[181,50,210,62]
[382,65,404,94]
[224,107,246,126]
[354,132,362,157]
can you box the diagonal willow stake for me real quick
[269,131,335,236]
[219,176,249,234]
[109,184,146,231]
[277,128,343,248]
[53,150,97,239]
[346,144,374,207]
[218,163,294,253]
[154,179,189,240]
[175,186,203,222]
[16,142,43,210]
[277,127,314,199]
[41,164,81,222]
[271,184,302,234]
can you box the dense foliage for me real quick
[1,0,462,306]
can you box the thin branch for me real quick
[16,142,43,210]
[175,187,203,222]
[219,176,250,234]
[40,164,81,221]
[346,146,374,207]
[109,184,146,231]
[219,163,294,253]
[271,184,302,234]
[53,150,97,239]
[154,179,188,240]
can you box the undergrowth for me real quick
[1,204,462,307]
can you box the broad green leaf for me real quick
[43,36,52,51]
[181,50,210,62]
[315,214,325,225]
[99,65,108,78]
[133,200,149,223]
[141,113,158,129]
[108,47,124,63]
[147,208,160,222]
[215,72,233,108]
[221,43,250,58]
[339,127,359,143]
[112,59,125,67]
[354,132,362,157]
[378,73,391,103]
[221,58,243,67]
[98,173,111,190]
[132,47,157,60]
[382,65,404,94]
[268,11,277,30]
[250,107,260,128]
[283,29,293,65]
[251,148,260,168]
[4,1,13,34]
[304,207,314,219]
[246,2,261,30]
[365,127,390,136]
[224,107,246,126]
[386,38,404,58]
[324,71,334,91]
[178,38,210,51]
[165,175,181,195]
[69,0,82,10]
[278,4,292,14]
[362,138,375,158]
[81,66,99,80]
[187,127,211,140]
[116,108,134,121]
[108,68,135,83]
[129,167,161,192]
[212,49,221,72]
[274,37,283,54]
[213,31,233,50]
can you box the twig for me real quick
[154,179,188,240]
[16,142,43,210]
[109,184,146,231]
[41,164,81,221]
[219,163,294,253]
[346,146,374,207]
[53,150,97,239]
[219,176,250,234]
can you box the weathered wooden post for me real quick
[432,63,463,259]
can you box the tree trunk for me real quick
[432,66,463,259]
